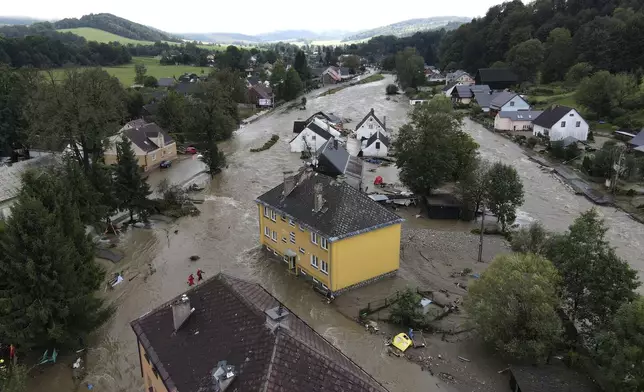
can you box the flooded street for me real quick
[29,76,644,392]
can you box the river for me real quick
[28,76,644,392]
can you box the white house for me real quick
[310,117,341,138]
[489,92,530,112]
[532,106,589,142]
[361,131,390,158]
[355,109,387,141]
[494,110,543,131]
[289,120,335,153]
[446,70,474,85]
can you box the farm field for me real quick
[57,27,227,50]
[46,56,210,86]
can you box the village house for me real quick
[494,110,543,131]
[292,112,344,134]
[314,139,363,189]
[442,81,459,97]
[446,70,474,85]
[355,108,387,141]
[157,77,175,88]
[104,120,177,172]
[130,273,389,392]
[489,92,530,113]
[361,131,390,158]
[509,364,597,392]
[247,83,273,107]
[256,170,403,294]
[532,105,589,142]
[289,118,340,153]
[321,67,341,85]
[628,129,644,153]
[475,68,519,90]
[451,85,491,105]
[0,154,57,220]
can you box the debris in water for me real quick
[190,255,200,261]
[439,372,455,381]
[458,356,471,362]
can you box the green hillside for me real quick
[53,13,179,42]
[343,17,470,42]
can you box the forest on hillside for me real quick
[53,13,179,42]
[439,0,644,83]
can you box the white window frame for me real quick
[151,153,157,161]
[320,238,328,250]
[264,206,270,218]
[300,268,307,276]
[299,247,306,254]
[313,277,319,284]
[282,237,287,243]
[290,232,296,244]
[321,260,328,274]
[271,230,277,242]
[280,215,287,222]
[162,149,166,157]
[509,101,515,107]
[560,121,566,127]
[576,121,581,127]
[299,224,305,232]
[288,218,295,226]
[264,226,270,237]
[311,255,319,269]
[375,141,381,149]
[311,232,318,245]
[321,283,329,290]
[270,210,276,222]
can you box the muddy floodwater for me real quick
[28,75,644,392]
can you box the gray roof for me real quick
[489,91,518,110]
[533,106,575,128]
[316,140,363,187]
[442,81,457,92]
[510,365,598,392]
[629,130,644,147]
[174,81,200,95]
[0,154,58,204]
[158,77,175,87]
[124,122,174,153]
[498,110,543,121]
[289,121,334,144]
[256,172,402,241]
[446,70,469,80]
[366,131,390,148]
[453,85,490,99]
[473,91,494,108]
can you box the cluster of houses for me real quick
[443,68,590,143]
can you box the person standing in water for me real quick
[187,274,195,286]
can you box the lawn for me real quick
[57,27,227,51]
[45,56,211,86]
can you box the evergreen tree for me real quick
[293,50,310,81]
[0,173,108,349]
[283,68,303,101]
[114,138,151,222]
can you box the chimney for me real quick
[383,116,387,133]
[282,171,296,197]
[370,108,374,115]
[313,182,324,212]
[265,304,290,332]
[212,361,237,392]
[171,294,195,331]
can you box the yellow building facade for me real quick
[257,203,402,294]
[137,342,168,392]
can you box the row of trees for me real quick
[468,210,641,390]
[440,0,644,81]
[393,96,525,230]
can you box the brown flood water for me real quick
[28,75,644,392]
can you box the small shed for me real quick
[509,364,598,392]
[425,193,463,220]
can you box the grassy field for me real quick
[57,27,227,51]
[46,56,210,86]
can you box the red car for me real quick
[185,146,197,154]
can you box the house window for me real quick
[280,215,286,222]
[270,210,276,222]
[282,237,287,243]
[311,255,319,268]
[290,232,296,244]
[162,149,166,157]
[271,230,277,242]
[560,121,566,127]
[311,232,318,244]
[299,224,305,232]
[151,153,157,161]
[300,268,307,276]
[299,247,306,254]
[321,260,329,274]
[283,255,289,262]
[321,283,329,290]
[311,135,316,140]
[576,121,581,127]
[510,101,515,107]
[264,206,270,218]
[313,277,319,284]
[321,238,328,250]
[264,226,270,237]
[368,123,373,129]
[288,219,295,226]
[375,142,381,149]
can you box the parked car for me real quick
[185,146,197,154]
[160,160,172,168]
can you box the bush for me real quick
[143,76,158,88]
[389,288,425,328]
[587,130,595,142]
[386,84,399,95]
[404,87,417,97]
[250,134,279,152]
[526,137,538,149]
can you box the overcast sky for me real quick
[4,0,510,35]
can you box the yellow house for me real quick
[255,170,403,295]
[130,273,389,392]
[104,119,177,171]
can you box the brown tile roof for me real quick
[131,273,388,392]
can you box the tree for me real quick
[564,62,593,86]
[394,96,477,199]
[282,67,303,101]
[0,365,28,392]
[484,162,524,232]
[386,84,399,95]
[466,253,562,361]
[269,62,287,100]
[389,288,425,327]
[576,71,638,119]
[134,63,147,84]
[545,209,639,334]
[29,69,126,172]
[143,75,158,87]
[511,221,549,255]
[381,55,396,71]
[458,158,490,220]
[541,28,575,83]
[293,50,310,81]
[125,89,144,120]
[0,170,108,349]
[506,39,545,83]
[0,65,32,160]
[395,47,426,90]
[114,137,151,222]
[343,55,361,73]
[157,91,188,140]
[211,68,247,105]
[595,297,644,392]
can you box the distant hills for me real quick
[52,13,180,42]
[0,16,44,26]
[342,17,471,41]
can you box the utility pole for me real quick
[612,146,625,194]
[478,204,486,263]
